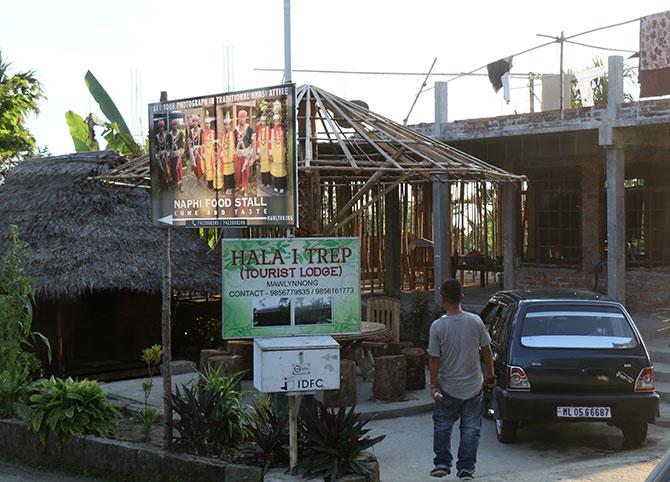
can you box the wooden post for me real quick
[161,227,173,448]
[289,394,300,473]
[384,185,401,297]
[159,89,173,449]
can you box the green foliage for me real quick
[21,376,119,446]
[84,71,132,138]
[139,344,162,440]
[0,50,45,161]
[299,400,385,481]
[66,71,142,157]
[196,367,251,445]
[244,395,288,471]
[0,225,50,417]
[65,111,97,152]
[166,383,224,455]
[167,368,250,455]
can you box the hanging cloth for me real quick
[502,72,511,103]
[487,56,513,92]
[639,11,670,98]
[573,65,606,106]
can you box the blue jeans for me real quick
[433,390,483,474]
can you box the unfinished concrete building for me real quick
[417,56,670,311]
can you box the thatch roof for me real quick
[0,151,220,299]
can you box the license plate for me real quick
[556,406,611,419]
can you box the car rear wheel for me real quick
[621,422,647,447]
[495,418,518,443]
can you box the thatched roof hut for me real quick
[0,150,219,298]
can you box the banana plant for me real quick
[65,71,142,157]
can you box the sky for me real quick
[2,0,668,155]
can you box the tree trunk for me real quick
[402,347,426,390]
[324,359,356,408]
[199,349,227,371]
[227,340,254,380]
[372,355,406,401]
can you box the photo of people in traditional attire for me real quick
[189,114,204,183]
[234,109,254,195]
[256,115,271,188]
[149,84,296,227]
[270,113,287,193]
[167,117,185,192]
[153,116,169,190]
[218,113,236,194]
[202,115,217,189]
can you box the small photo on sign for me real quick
[253,297,291,327]
[295,296,333,325]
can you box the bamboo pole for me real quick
[161,227,173,448]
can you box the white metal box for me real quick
[253,336,340,393]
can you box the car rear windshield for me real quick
[520,304,638,349]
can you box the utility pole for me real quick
[559,30,565,119]
[528,73,535,113]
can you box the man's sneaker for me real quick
[430,466,450,478]
[457,470,474,480]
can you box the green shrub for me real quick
[0,225,50,417]
[196,367,250,446]
[300,400,385,481]
[168,368,250,455]
[139,344,162,440]
[20,376,119,446]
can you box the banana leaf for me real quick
[84,71,132,137]
[65,110,97,152]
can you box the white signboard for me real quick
[253,336,340,393]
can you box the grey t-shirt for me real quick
[427,311,492,400]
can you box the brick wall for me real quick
[518,265,670,311]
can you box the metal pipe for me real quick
[284,0,292,83]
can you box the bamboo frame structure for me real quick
[94,84,524,293]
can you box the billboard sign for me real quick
[148,84,297,227]
[222,237,361,338]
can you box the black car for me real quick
[482,289,659,446]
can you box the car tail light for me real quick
[634,367,655,392]
[507,366,530,391]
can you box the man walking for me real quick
[428,279,495,480]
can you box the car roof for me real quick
[493,288,613,303]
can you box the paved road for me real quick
[368,413,668,481]
[3,414,667,481]
[0,461,99,482]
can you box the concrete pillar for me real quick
[599,55,625,303]
[432,176,451,305]
[501,182,518,290]
[606,147,625,303]
[433,82,448,138]
[384,186,401,297]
